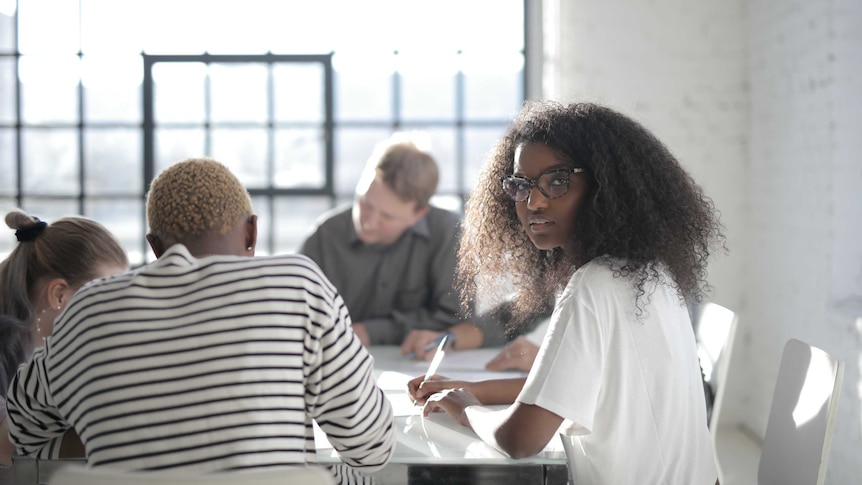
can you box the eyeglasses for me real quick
[500,167,584,202]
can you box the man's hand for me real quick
[400,329,446,360]
[485,337,539,372]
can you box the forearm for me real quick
[326,386,395,472]
[464,402,562,460]
[6,412,65,459]
[366,314,465,347]
[315,324,395,471]
[6,357,68,458]
[463,407,541,459]
[391,306,459,335]
[462,405,513,456]
[467,378,526,405]
[449,322,484,350]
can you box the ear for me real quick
[244,215,258,255]
[146,233,166,259]
[44,277,72,311]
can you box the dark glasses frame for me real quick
[500,167,584,202]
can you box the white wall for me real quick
[544,0,749,312]
[746,1,862,481]
[545,0,862,482]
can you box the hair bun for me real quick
[6,210,47,242]
[6,210,36,230]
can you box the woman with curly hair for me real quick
[409,101,724,484]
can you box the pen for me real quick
[406,332,452,360]
[421,333,450,384]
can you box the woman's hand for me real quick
[485,337,540,372]
[407,374,471,406]
[423,388,482,427]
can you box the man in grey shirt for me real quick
[301,136,505,359]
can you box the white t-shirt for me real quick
[517,259,717,485]
[524,318,550,346]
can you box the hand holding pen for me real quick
[402,330,455,360]
[406,336,482,426]
[407,334,453,403]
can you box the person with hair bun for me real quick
[408,101,723,484]
[0,211,129,484]
[6,158,394,484]
[0,210,129,341]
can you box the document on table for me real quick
[370,346,525,417]
[373,348,523,390]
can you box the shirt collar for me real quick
[152,243,196,267]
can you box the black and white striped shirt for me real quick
[6,245,394,475]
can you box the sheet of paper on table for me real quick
[373,347,525,392]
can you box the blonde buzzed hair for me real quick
[147,158,253,245]
[364,137,439,210]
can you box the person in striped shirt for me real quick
[5,158,395,482]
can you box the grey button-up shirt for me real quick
[300,204,464,345]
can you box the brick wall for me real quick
[546,0,862,482]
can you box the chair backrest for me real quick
[48,464,335,485]
[757,338,844,485]
[694,302,738,431]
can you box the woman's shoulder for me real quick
[562,257,682,316]
[559,257,642,305]
[568,257,625,286]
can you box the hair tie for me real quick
[15,218,48,242]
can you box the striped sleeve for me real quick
[302,261,395,472]
[5,347,67,459]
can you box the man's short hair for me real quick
[364,136,439,210]
[147,157,253,245]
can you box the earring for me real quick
[246,246,253,251]
[36,308,46,332]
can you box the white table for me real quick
[315,347,569,484]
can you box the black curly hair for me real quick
[458,101,725,327]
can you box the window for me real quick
[0,0,528,265]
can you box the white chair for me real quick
[694,302,738,432]
[48,464,335,485]
[757,338,844,485]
